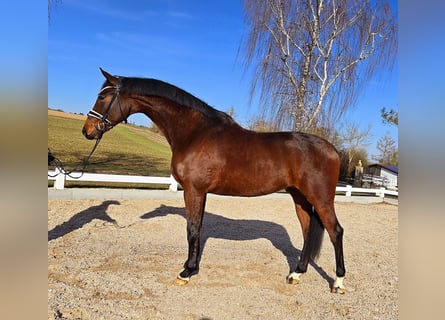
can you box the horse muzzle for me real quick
[82,125,98,140]
[82,118,106,140]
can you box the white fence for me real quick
[48,170,398,198]
[336,185,398,198]
[48,169,178,191]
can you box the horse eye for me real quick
[98,95,105,100]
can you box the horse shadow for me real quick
[140,205,332,285]
[48,200,120,241]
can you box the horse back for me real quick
[171,125,339,197]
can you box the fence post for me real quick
[169,174,178,192]
[54,168,65,190]
[378,187,385,198]
[346,185,352,197]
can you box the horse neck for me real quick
[130,95,212,150]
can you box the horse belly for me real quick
[209,161,290,197]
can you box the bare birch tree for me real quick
[240,0,397,136]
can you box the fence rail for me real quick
[48,169,178,191]
[48,170,398,197]
[336,185,398,198]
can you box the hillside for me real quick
[48,110,172,181]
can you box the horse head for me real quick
[82,68,128,140]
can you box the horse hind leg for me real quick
[315,203,346,294]
[287,187,346,293]
[286,187,325,285]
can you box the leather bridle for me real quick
[87,84,121,134]
[48,80,128,179]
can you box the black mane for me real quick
[114,76,234,123]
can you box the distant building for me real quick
[366,164,398,190]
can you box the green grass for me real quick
[48,113,173,187]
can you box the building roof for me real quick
[368,163,398,174]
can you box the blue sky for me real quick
[48,0,398,160]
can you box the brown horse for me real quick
[82,68,346,293]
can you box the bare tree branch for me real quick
[340,122,372,169]
[240,0,397,138]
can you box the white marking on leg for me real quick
[174,273,190,285]
[287,272,303,284]
[332,276,345,293]
[177,274,190,282]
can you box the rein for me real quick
[49,81,124,179]
[48,138,102,179]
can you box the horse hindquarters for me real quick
[287,136,345,292]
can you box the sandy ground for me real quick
[48,196,398,319]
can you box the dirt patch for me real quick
[48,197,397,319]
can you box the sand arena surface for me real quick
[48,196,397,319]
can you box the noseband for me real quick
[87,84,122,133]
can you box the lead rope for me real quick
[48,137,102,179]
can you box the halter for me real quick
[87,84,121,133]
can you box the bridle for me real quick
[87,84,121,134]
[48,80,127,179]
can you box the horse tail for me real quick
[308,210,325,261]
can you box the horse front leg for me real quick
[174,189,207,285]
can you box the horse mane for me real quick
[116,76,235,123]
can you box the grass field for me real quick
[48,110,172,188]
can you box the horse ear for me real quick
[99,67,118,86]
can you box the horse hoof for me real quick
[331,286,346,294]
[331,276,345,293]
[286,276,299,285]
[174,276,190,286]
[286,272,301,285]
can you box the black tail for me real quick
[307,210,325,261]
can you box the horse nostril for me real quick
[82,126,94,139]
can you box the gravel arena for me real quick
[48,191,398,319]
